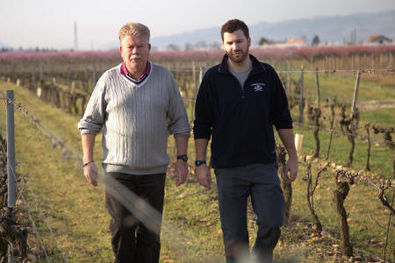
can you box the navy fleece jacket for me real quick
[193,54,293,168]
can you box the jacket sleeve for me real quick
[167,74,191,137]
[78,76,107,135]
[270,67,293,130]
[193,73,215,139]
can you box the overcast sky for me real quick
[1,0,394,50]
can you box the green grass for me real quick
[1,75,394,263]
[360,108,395,125]
[284,71,395,105]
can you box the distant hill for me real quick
[0,42,11,49]
[149,10,395,50]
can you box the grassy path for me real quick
[1,82,112,262]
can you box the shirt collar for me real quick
[120,62,151,81]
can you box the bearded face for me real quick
[222,30,251,64]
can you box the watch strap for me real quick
[83,160,94,167]
[177,154,188,162]
[195,160,206,166]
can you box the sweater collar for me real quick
[218,54,266,74]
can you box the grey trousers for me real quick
[215,163,284,263]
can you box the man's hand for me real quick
[195,164,212,188]
[175,159,188,186]
[282,157,298,184]
[83,162,99,186]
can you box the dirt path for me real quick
[357,100,395,110]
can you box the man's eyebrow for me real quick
[226,39,242,43]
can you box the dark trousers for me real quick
[215,164,284,263]
[105,172,166,263]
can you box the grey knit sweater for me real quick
[78,62,190,175]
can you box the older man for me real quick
[78,22,190,263]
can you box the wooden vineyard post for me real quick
[365,123,371,171]
[326,97,336,160]
[6,90,16,263]
[6,91,16,208]
[351,71,361,115]
[299,65,304,125]
[312,68,321,158]
[347,71,361,167]
[315,68,321,109]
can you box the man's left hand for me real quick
[282,157,298,184]
[175,159,188,186]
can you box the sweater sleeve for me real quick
[167,74,191,137]
[270,67,293,130]
[78,76,107,135]
[193,72,215,139]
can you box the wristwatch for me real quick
[177,154,188,162]
[195,160,206,166]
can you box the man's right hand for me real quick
[195,164,212,188]
[83,162,99,187]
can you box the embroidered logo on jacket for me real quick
[251,83,265,92]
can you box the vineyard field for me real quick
[0,47,394,262]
